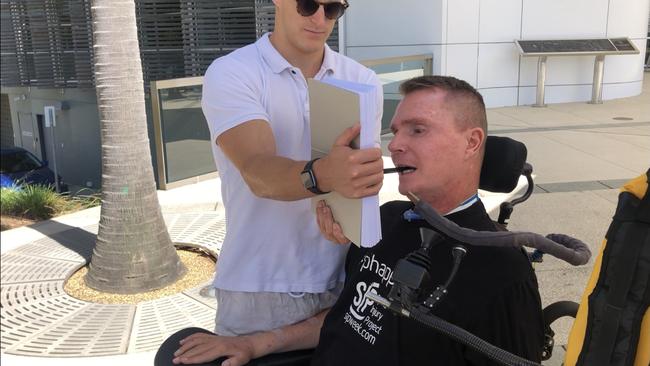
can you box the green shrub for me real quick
[0,185,100,221]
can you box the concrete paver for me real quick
[492,106,594,126]
[486,110,535,128]
[587,125,650,150]
[500,131,647,184]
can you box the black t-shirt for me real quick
[311,200,544,366]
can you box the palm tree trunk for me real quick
[85,0,186,294]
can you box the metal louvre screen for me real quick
[0,0,341,88]
[66,0,94,88]
[180,0,256,77]
[135,0,185,84]
[0,0,94,88]
[26,0,64,87]
[177,0,338,77]
[1,0,31,86]
[0,1,20,86]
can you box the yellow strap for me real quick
[622,173,649,200]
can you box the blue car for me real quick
[0,147,67,191]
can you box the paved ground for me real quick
[1,74,648,365]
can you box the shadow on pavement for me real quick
[28,220,97,262]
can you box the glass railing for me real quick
[150,76,216,189]
[150,54,433,189]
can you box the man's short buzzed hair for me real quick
[399,75,487,133]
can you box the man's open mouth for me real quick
[397,165,416,175]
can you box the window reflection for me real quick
[159,86,216,183]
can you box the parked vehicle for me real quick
[0,147,67,191]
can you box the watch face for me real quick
[301,171,315,189]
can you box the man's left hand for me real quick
[316,200,351,245]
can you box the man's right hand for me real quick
[316,124,384,198]
[173,333,254,366]
[172,309,327,365]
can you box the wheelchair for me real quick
[159,136,648,366]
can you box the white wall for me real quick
[344,0,444,75]
[344,0,649,107]
[3,86,103,192]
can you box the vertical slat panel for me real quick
[0,0,95,88]
[135,0,185,85]
[181,0,256,77]
[65,0,94,88]
[0,1,20,86]
[2,1,33,86]
[25,0,55,86]
[254,0,273,39]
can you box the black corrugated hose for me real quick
[408,307,540,366]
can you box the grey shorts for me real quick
[214,283,343,336]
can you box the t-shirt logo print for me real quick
[343,281,385,345]
[350,281,379,320]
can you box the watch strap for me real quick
[302,158,329,195]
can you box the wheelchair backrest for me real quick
[480,136,528,193]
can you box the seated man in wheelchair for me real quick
[157,75,545,365]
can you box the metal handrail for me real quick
[152,76,204,89]
[360,54,433,72]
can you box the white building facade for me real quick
[342,0,649,107]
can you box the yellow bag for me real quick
[564,170,650,366]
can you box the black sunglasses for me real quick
[296,0,349,20]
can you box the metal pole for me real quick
[50,123,59,193]
[44,106,60,193]
[533,56,547,107]
[589,55,605,104]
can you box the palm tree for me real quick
[85,0,186,294]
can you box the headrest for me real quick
[479,136,528,193]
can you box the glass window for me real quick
[0,151,43,173]
[367,59,429,133]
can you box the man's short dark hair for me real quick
[399,75,487,133]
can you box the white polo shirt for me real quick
[202,33,383,293]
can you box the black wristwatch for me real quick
[301,158,329,195]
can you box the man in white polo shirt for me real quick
[201,0,384,336]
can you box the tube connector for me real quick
[366,292,411,317]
